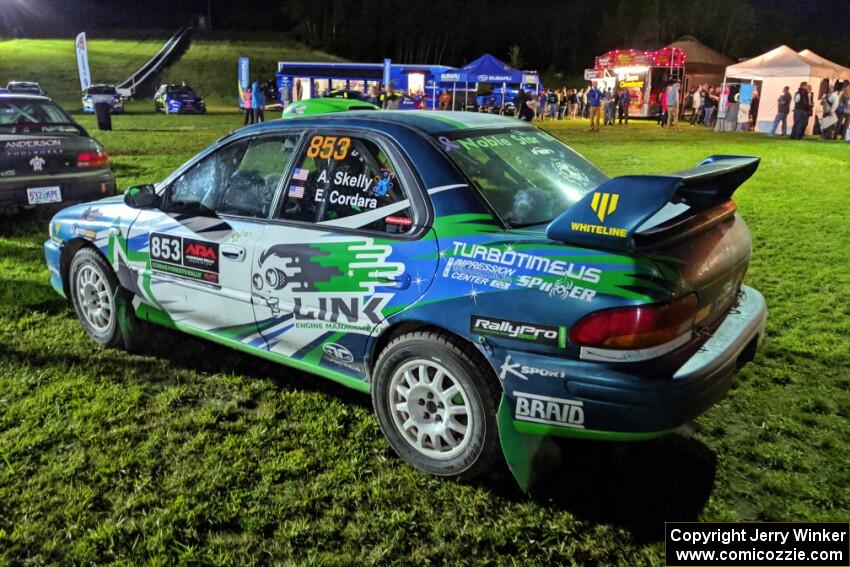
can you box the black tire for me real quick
[68,247,148,350]
[371,330,502,479]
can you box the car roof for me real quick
[0,93,52,101]
[7,81,40,86]
[241,110,528,136]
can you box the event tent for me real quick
[723,45,848,134]
[667,36,732,87]
[436,53,539,110]
[797,49,850,80]
[438,53,525,84]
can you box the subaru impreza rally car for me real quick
[153,84,206,114]
[43,112,766,488]
[82,84,124,114]
[1,93,115,213]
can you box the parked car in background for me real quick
[82,84,125,114]
[6,81,46,96]
[282,97,378,118]
[0,94,115,214]
[153,84,206,114]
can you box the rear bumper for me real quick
[0,170,116,208]
[498,285,767,437]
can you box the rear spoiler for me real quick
[546,155,760,252]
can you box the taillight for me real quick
[570,293,698,349]
[77,151,109,168]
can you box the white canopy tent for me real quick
[723,45,849,134]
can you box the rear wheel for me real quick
[371,331,502,479]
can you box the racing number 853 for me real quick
[306,135,351,160]
[150,234,181,263]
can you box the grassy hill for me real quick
[161,31,343,107]
[0,36,166,106]
[0,31,343,110]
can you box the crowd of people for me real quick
[512,79,850,141]
[513,86,633,130]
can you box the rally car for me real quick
[1,93,115,214]
[82,84,125,114]
[6,81,46,95]
[282,97,379,118]
[43,112,766,488]
[153,84,206,114]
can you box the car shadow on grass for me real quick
[131,325,372,408]
[480,434,717,544]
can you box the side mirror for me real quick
[124,184,159,209]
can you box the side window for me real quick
[167,135,298,218]
[215,135,299,218]
[277,133,415,234]
[167,141,247,212]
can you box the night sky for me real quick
[1,0,848,73]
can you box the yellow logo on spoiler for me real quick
[591,192,619,223]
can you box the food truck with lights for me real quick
[585,47,686,118]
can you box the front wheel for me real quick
[371,331,502,479]
[68,247,148,350]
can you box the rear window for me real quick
[168,86,196,96]
[438,128,607,227]
[0,99,77,133]
[86,86,117,95]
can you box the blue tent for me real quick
[456,53,525,84]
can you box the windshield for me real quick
[168,86,195,96]
[86,86,117,95]
[0,99,77,133]
[439,128,608,227]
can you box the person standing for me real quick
[569,88,578,118]
[666,82,681,130]
[659,85,670,127]
[251,81,265,123]
[819,84,840,139]
[790,82,812,139]
[836,84,850,139]
[602,89,613,125]
[618,88,630,124]
[241,86,253,125]
[749,88,760,130]
[770,86,792,136]
[516,89,534,122]
[587,84,602,132]
[547,89,559,120]
[690,85,702,125]
[439,89,451,110]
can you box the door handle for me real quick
[221,245,246,262]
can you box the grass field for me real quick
[0,36,165,105]
[0,32,342,109]
[1,111,849,565]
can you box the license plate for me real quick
[26,186,62,205]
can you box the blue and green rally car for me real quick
[43,111,766,488]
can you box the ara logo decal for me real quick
[322,342,354,363]
[29,156,46,171]
[150,232,219,284]
[591,192,619,223]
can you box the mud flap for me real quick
[497,394,562,491]
[114,289,147,353]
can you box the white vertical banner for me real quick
[75,32,91,91]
